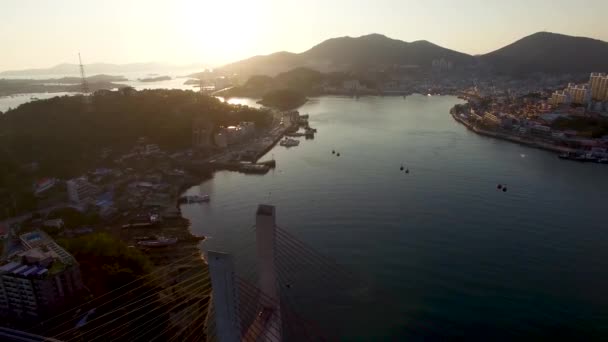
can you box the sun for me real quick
[175,0,266,64]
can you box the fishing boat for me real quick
[280,138,300,147]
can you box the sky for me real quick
[1,0,607,71]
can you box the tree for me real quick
[58,233,153,296]
[0,89,273,178]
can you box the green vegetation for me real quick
[258,89,307,110]
[47,207,100,229]
[273,67,324,94]
[0,89,272,178]
[223,67,345,98]
[51,233,175,340]
[48,260,67,275]
[58,232,153,297]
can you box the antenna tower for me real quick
[78,53,89,94]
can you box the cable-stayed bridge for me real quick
[6,204,387,341]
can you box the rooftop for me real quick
[1,231,73,278]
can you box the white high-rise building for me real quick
[589,73,608,101]
[566,83,590,105]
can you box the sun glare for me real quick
[176,0,266,64]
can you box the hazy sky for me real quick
[1,0,607,71]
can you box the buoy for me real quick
[497,184,503,189]
[337,153,340,157]
[503,187,507,192]
[332,150,335,154]
[400,165,404,171]
[286,284,291,288]
[405,169,409,174]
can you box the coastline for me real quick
[450,110,574,154]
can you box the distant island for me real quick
[0,74,128,96]
[138,75,171,82]
[0,62,206,77]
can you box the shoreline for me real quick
[450,110,574,154]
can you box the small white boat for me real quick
[280,138,300,147]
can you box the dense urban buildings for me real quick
[66,177,100,204]
[549,73,608,109]
[453,71,608,163]
[590,73,608,101]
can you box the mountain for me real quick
[480,32,608,74]
[221,32,608,77]
[221,34,474,76]
[0,62,205,77]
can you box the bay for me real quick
[182,95,608,340]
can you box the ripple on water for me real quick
[182,95,608,340]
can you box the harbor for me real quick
[205,110,316,174]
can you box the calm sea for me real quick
[182,95,608,340]
[0,69,201,112]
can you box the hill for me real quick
[480,32,608,74]
[219,32,608,77]
[221,67,327,97]
[221,34,474,76]
[258,89,307,110]
[0,89,272,178]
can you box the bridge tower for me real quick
[207,251,241,342]
[255,204,282,341]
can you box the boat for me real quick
[179,195,210,204]
[193,195,210,202]
[280,138,300,147]
[300,114,309,119]
[585,153,598,162]
[138,237,178,247]
[258,159,276,168]
[240,164,270,174]
[598,158,608,164]
[558,153,572,160]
